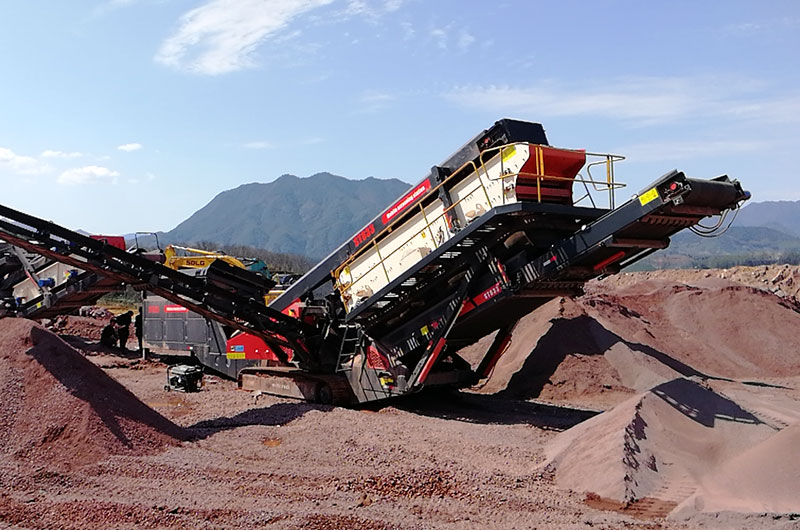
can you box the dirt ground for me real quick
[0,338,654,530]
[1,266,800,529]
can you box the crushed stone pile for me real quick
[593,264,800,302]
[581,279,800,380]
[479,279,800,406]
[44,314,111,342]
[543,377,800,519]
[0,318,184,471]
[77,305,115,320]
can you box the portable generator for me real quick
[164,364,204,392]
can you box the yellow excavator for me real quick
[162,245,283,304]
[163,245,251,271]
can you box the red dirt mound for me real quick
[592,265,800,302]
[543,378,793,518]
[481,279,800,407]
[492,298,638,404]
[583,280,800,380]
[0,318,184,471]
[47,314,110,341]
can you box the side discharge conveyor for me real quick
[0,119,750,405]
[0,237,129,319]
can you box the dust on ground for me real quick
[1,266,799,529]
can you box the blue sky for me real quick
[1,0,798,235]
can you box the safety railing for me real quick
[333,143,626,304]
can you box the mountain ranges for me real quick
[161,173,800,269]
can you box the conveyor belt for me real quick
[0,203,321,369]
[15,270,122,319]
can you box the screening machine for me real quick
[0,119,749,404]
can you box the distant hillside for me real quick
[164,173,411,259]
[157,181,799,269]
[736,200,800,237]
[668,226,800,256]
[636,226,800,270]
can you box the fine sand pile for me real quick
[673,423,800,517]
[480,278,800,407]
[543,377,800,519]
[0,318,183,471]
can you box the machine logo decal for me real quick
[382,179,431,225]
[164,305,189,313]
[352,223,376,248]
[475,282,502,305]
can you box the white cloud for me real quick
[0,147,52,175]
[359,89,395,112]
[92,0,140,17]
[41,149,83,159]
[342,0,404,21]
[444,76,798,126]
[243,140,274,150]
[720,95,800,125]
[724,16,800,34]
[457,29,475,51]
[615,140,766,163]
[361,90,394,104]
[725,22,762,33]
[274,29,302,44]
[117,142,143,152]
[155,0,335,75]
[58,166,120,185]
[383,0,404,12]
[344,0,369,15]
[400,21,415,40]
[430,27,448,49]
[106,0,138,8]
[446,79,698,124]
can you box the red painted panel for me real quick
[459,299,476,317]
[593,250,626,272]
[541,147,586,178]
[517,146,586,204]
[366,345,389,370]
[480,333,513,378]
[226,332,287,361]
[459,283,502,317]
[418,338,446,384]
[90,235,126,250]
